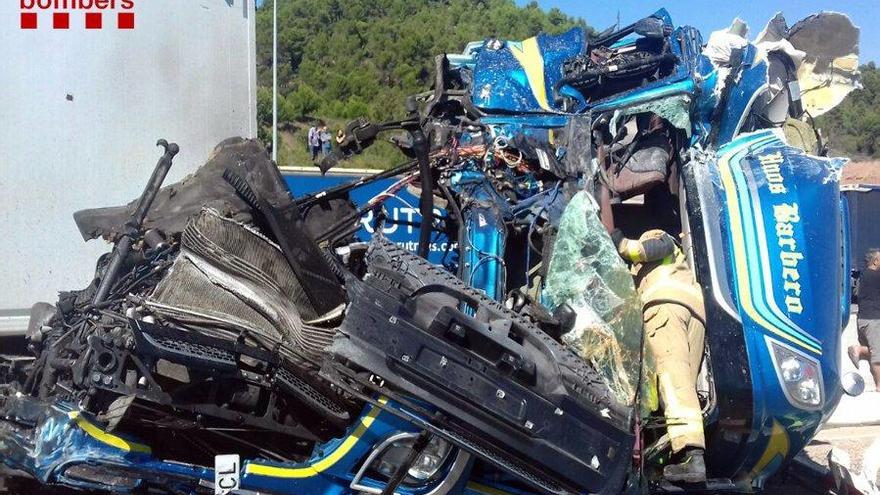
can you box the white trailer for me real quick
[0,0,258,333]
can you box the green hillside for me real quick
[816,63,880,159]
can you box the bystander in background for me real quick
[320,125,332,156]
[308,120,324,160]
[850,248,880,392]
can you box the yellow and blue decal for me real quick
[715,131,824,356]
[240,397,429,494]
[244,398,388,480]
[0,406,215,492]
[67,410,152,454]
[709,130,847,486]
[470,28,585,113]
[0,399,433,495]
[507,37,552,111]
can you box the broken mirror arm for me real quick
[320,98,435,258]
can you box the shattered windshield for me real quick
[544,191,655,409]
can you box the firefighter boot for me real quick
[663,447,707,484]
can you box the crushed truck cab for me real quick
[0,8,860,495]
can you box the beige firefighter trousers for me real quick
[642,302,706,452]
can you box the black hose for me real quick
[318,202,379,246]
[296,159,418,209]
[91,235,132,305]
[380,431,433,495]
[92,141,178,305]
[411,129,433,259]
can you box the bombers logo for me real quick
[20,0,135,30]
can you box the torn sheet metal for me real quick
[703,26,748,68]
[73,137,261,241]
[755,13,807,68]
[471,28,586,113]
[789,12,861,116]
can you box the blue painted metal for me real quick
[704,131,846,484]
[450,169,510,301]
[0,405,211,493]
[587,79,696,114]
[239,400,427,495]
[0,400,464,495]
[841,196,852,327]
[715,45,769,145]
[470,27,586,113]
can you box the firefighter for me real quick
[613,228,707,483]
[595,110,707,482]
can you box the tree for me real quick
[817,64,880,159]
[285,84,323,119]
[256,87,273,128]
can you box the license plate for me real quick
[214,454,241,495]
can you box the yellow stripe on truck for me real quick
[245,397,387,478]
[717,149,822,355]
[508,37,551,111]
[68,411,151,454]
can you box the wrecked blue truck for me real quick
[0,9,863,495]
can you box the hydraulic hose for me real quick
[411,128,433,259]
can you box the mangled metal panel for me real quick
[471,28,586,113]
[751,12,861,118]
[610,94,693,137]
[788,12,861,117]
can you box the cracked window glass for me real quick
[544,191,656,411]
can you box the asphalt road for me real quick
[807,425,880,484]
[761,425,880,494]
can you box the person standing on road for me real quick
[849,248,880,391]
[308,120,324,161]
[320,124,332,157]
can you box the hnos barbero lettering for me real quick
[757,150,804,315]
